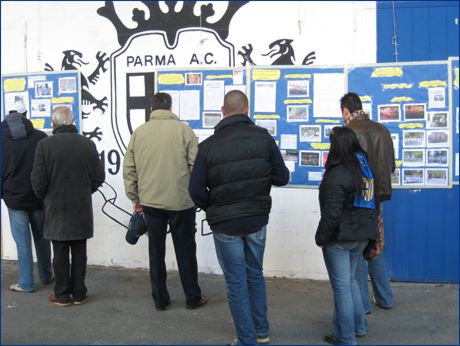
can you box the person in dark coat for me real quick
[315,126,379,345]
[31,106,105,307]
[2,101,53,293]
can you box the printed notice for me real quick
[428,87,446,109]
[254,82,277,112]
[280,134,298,149]
[313,73,345,117]
[204,80,225,110]
[28,76,46,89]
[233,69,244,85]
[163,90,180,116]
[284,161,296,172]
[308,171,323,181]
[180,90,200,120]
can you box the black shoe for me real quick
[186,295,208,310]
[155,302,170,311]
[323,335,338,345]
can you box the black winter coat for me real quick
[1,113,47,210]
[31,125,105,241]
[315,163,379,246]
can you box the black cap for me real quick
[125,212,147,245]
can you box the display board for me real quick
[155,67,247,143]
[249,66,346,187]
[449,57,459,184]
[347,61,452,188]
[1,70,82,133]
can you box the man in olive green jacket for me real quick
[123,92,207,311]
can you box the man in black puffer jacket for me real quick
[189,90,289,345]
[2,101,53,293]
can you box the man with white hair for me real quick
[31,106,105,307]
[2,100,53,293]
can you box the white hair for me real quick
[52,106,74,126]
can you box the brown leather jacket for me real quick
[347,112,395,202]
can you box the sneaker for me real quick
[323,335,338,345]
[9,284,34,293]
[186,295,208,310]
[257,335,270,344]
[48,294,72,307]
[73,296,88,305]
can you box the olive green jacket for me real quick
[123,109,198,210]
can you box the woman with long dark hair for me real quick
[315,126,379,345]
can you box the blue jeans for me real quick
[323,241,368,345]
[213,226,269,345]
[7,208,53,291]
[356,254,394,313]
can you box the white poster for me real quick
[204,80,225,110]
[4,91,29,116]
[280,134,298,149]
[31,99,51,117]
[162,90,180,117]
[313,73,345,118]
[254,82,277,112]
[179,90,200,120]
[428,87,446,109]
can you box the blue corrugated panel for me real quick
[377,1,459,283]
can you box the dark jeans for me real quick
[52,239,87,302]
[143,206,201,308]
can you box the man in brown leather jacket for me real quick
[340,92,395,314]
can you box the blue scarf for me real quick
[354,151,376,209]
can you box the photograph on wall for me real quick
[428,87,446,109]
[58,77,77,94]
[287,80,309,97]
[404,103,426,121]
[185,73,202,85]
[287,105,308,122]
[52,103,73,112]
[391,169,401,186]
[322,151,329,167]
[31,99,51,117]
[4,91,29,115]
[202,112,222,128]
[426,111,448,129]
[299,125,321,142]
[256,119,277,136]
[299,150,321,167]
[281,150,298,173]
[324,125,336,139]
[391,133,399,159]
[35,81,53,98]
[280,134,297,150]
[403,168,424,185]
[378,104,400,122]
[426,149,448,166]
[403,149,425,166]
[426,130,449,148]
[425,168,448,186]
[403,130,425,147]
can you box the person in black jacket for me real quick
[189,90,289,345]
[31,106,105,307]
[315,126,379,345]
[2,101,53,293]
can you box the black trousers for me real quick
[52,239,87,302]
[142,206,202,308]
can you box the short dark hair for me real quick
[340,92,362,113]
[150,92,172,111]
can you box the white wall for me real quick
[1,1,376,280]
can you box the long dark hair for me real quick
[326,126,365,195]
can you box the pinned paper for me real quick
[391,96,413,102]
[158,74,185,85]
[253,114,280,119]
[395,160,403,168]
[206,74,232,80]
[314,119,341,124]
[359,96,372,102]
[418,80,447,88]
[31,118,45,129]
[252,69,281,81]
[52,97,73,103]
[382,83,412,90]
[371,67,403,77]
[4,78,26,92]
[283,99,312,104]
[285,74,311,79]
[310,143,331,150]
[399,123,424,129]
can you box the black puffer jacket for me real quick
[315,163,379,246]
[1,113,47,210]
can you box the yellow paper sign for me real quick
[252,69,281,81]
[382,83,412,89]
[311,143,331,150]
[418,80,447,88]
[158,74,185,85]
[52,97,73,103]
[399,123,424,129]
[285,74,311,79]
[454,68,459,89]
[3,78,26,92]
[31,118,45,129]
[371,67,403,78]
[395,160,403,167]
[283,99,312,104]
[206,74,232,80]
[391,96,413,102]
[253,114,280,119]
[359,96,372,102]
[315,119,341,124]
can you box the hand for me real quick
[133,202,143,214]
